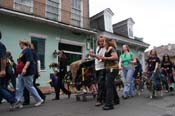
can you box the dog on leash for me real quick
[135,73,143,96]
[115,71,124,91]
[115,78,124,91]
[145,72,163,99]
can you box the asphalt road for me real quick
[1,91,175,116]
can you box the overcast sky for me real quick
[89,0,175,50]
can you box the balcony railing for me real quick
[0,0,89,29]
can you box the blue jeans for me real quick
[122,66,135,97]
[151,72,160,90]
[0,78,16,104]
[16,74,42,103]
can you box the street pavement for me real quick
[0,91,175,116]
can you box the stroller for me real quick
[70,59,97,101]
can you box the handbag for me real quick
[16,59,25,74]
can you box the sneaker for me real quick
[83,89,87,93]
[122,95,128,100]
[10,101,23,111]
[17,102,23,109]
[95,102,103,107]
[43,96,46,102]
[10,104,16,111]
[102,106,114,110]
[34,99,44,107]
[165,90,169,93]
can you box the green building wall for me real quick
[0,14,93,86]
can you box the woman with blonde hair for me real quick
[23,42,46,105]
[15,39,43,108]
[90,36,106,106]
[119,44,136,99]
[100,38,119,110]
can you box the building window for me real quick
[14,0,33,13]
[71,0,82,27]
[46,0,61,21]
[59,43,82,65]
[128,24,134,38]
[104,11,113,33]
[31,37,46,70]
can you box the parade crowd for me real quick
[0,31,175,111]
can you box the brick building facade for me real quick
[0,0,89,28]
